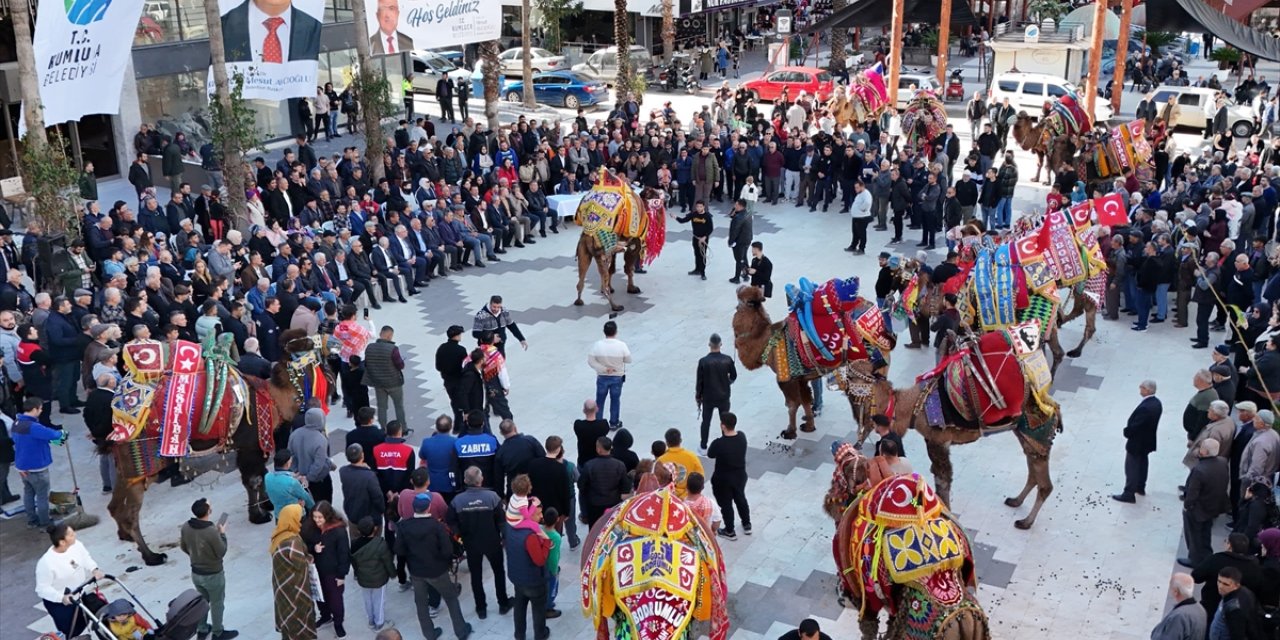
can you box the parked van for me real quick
[571,46,652,85]
[1147,85,1256,138]
[988,72,1113,122]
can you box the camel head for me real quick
[1012,112,1040,151]
[823,441,872,522]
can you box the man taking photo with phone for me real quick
[180,498,239,639]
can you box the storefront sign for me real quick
[214,0,324,100]
[31,0,145,125]
[690,0,760,13]
[365,0,501,53]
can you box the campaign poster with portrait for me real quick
[364,0,501,54]
[214,0,323,99]
[31,0,145,125]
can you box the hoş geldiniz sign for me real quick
[364,0,501,55]
[32,0,145,125]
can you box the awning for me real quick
[801,0,979,33]
[1147,0,1280,61]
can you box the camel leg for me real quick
[1032,153,1043,182]
[598,257,623,312]
[574,251,590,306]
[943,604,989,640]
[799,377,816,432]
[625,249,641,295]
[111,478,168,565]
[1066,305,1096,359]
[779,379,799,439]
[859,616,879,640]
[924,439,955,509]
[1045,326,1065,379]
[107,472,132,542]
[1008,434,1054,530]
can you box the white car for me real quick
[989,72,1113,123]
[571,46,652,86]
[1148,85,1256,138]
[497,47,566,77]
[894,71,943,110]
[409,51,471,95]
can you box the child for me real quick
[683,472,721,532]
[505,474,536,530]
[345,355,371,413]
[650,440,667,460]
[350,516,396,632]
[541,507,564,618]
[741,175,760,214]
[104,598,151,640]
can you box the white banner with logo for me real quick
[212,0,323,100]
[31,0,145,126]
[364,0,502,54]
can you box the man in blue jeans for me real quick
[587,321,631,430]
[12,397,65,528]
[993,151,1018,229]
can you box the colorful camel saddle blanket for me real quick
[575,169,651,256]
[844,475,974,616]
[772,277,889,379]
[920,331,1027,427]
[898,572,986,640]
[581,487,729,640]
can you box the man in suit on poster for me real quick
[221,0,322,64]
[369,0,414,55]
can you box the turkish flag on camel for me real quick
[1093,193,1128,228]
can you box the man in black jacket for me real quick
[83,373,116,494]
[447,466,510,620]
[578,436,632,527]
[1191,533,1266,622]
[339,443,385,532]
[396,493,473,640]
[435,326,469,429]
[1180,439,1231,568]
[525,436,572,535]
[676,201,713,279]
[493,420,545,497]
[1213,566,1264,639]
[695,333,737,452]
[1113,380,1162,503]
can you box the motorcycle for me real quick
[682,65,699,94]
[944,68,965,102]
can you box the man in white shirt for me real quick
[587,321,632,430]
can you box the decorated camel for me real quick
[826,64,890,129]
[848,314,1063,530]
[732,278,895,438]
[824,446,990,640]
[580,485,729,640]
[1010,92,1091,186]
[574,169,667,312]
[106,329,328,565]
[901,90,949,157]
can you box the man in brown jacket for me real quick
[1183,400,1234,468]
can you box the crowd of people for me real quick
[4,22,1280,639]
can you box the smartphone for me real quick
[217,512,229,527]
[363,307,370,320]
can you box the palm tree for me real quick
[662,0,675,64]
[201,0,247,229]
[829,0,848,73]
[615,0,633,99]
[482,40,502,130]
[522,0,536,108]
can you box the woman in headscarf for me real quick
[245,188,266,229]
[1257,528,1280,607]
[1234,481,1279,549]
[271,504,317,640]
[1070,180,1088,205]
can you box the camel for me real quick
[848,352,1061,530]
[825,449,991,640]
[1012,112,1079,186]
[574,235,643,312]
[1044,285,1100,377]
[573,180,664,313]
[733,284,895,438]
[107,330,319,565]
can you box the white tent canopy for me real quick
[1063,4,1122,40]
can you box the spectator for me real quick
[270,505,316,640]
[505,496,552,640]
[578,436,632,527]
[373,420,416,497]
[707,412,751,540]
[1180,439,1231,568]
[573,400,610,467]
[13,397,64,528]
[288,407,335,503]
[364,326,407,428]
[180,498,237,640]
[657,428,704,499]
[347,406,387,466]
[35,523,103,638]
[1113,380,1161,503]
[419,415,460,503]
[264,449,315,520]
[303,501,351,638]
[695,333,737,453]
[447,466,511,620]
[339,443,385,533]
[1211,566,1264,640]
[540,506,563,619]
[494,419,546,497]
[778,618,833,640]
[526,436,572,537]
[395,492,473,640]
[586,320,631,430]
[1148,574,1205,640]
[350,517,396,633]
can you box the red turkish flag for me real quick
[170,340,203,374]
[1093,193,1128,228]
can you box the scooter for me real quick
[682,66,699,94]
[944,69,965,102]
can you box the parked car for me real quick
[893,71,943,110]
[426,49,466,67]
[1148,85,1256,137]
[498,47,566,76]
[409,51,471,95]
[503,71,607,109]
[988,72,1114,122]
[742,66,835,103]
[143,0,170,21]
[571,46,652,85]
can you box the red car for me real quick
[743,66,835,103]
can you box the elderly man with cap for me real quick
[1179,438,1231,568]
[874,252,901,335]
[1184,400,1235,470]
[396,492,473,640]
[81,324,116,392]
[1114,379,1162,503]
[1238,408,1280,488]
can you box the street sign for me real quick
[777,12,792,34]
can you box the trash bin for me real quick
[1188,41,1200,56]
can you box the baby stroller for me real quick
[64,574,210,640]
